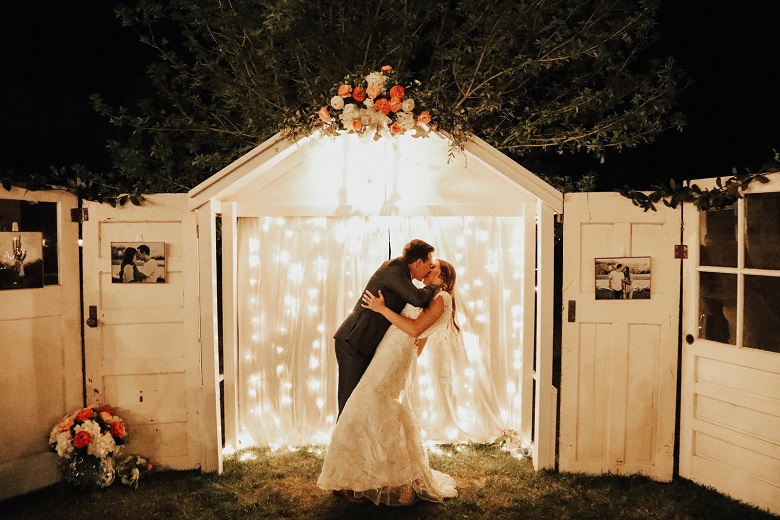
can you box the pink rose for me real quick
[318,106,331,123]
[73,430,92,449]
[390,123,402,135]
[366,86,381,99]
[417,111,431,124]
[352,119,363,131]
[381,65,394,74]
[389,99,402,113]
[57,416,74,432]
[352,86,366,102]
[389,85,405,100]
[75,408,94,422]
[337,84,352,98]
[100,411,113,423]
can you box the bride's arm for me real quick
[361,289,444,338]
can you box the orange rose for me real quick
[352,86,366,102]
[366,86,381,99]
[73,430,92,449]
[381,65,394,74]
[57,416,74,432]
[352,119,363,131]
[75,408,94,422]
[110,421,126,438]
[337,84,352,98]
[374,98,391,115]
[390,123,402,135]
[417,111,431,124]
[318,106,331,123]
[389,99,402,113]
[100,411,113,423]
[389,85,405,100]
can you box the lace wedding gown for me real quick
[318,292,458,505]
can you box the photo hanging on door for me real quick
[0,231,44,290]
[111,242,167,283]
[594,256,650,300]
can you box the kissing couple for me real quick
[318,239,460,506]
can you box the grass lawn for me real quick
[1,444,776,520]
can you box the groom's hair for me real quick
[401,239,434,264]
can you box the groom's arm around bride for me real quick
[332,239,440,415]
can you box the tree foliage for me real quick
[619,150,780,212]
[6,0,685,198]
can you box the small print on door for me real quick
[595,256,650,300]
[111,241,166,284]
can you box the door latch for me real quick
[86,305,98,328]
[567,300,576,322]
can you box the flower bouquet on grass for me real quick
[317,65,432,140]
[49,404,151,490]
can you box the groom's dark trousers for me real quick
[333,258,437,417]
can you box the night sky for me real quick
[2,1,778,191]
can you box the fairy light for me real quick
[235,214,529,449]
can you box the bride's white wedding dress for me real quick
[318,291,458,505]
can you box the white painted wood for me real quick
[0,188,80,500]
[534,201,556,470]
[560,192,680,481]
[680,172,780,515]
[195,199,223,473]
[520,201,536,448]
[221,202,240,451]
[81,194,202,472]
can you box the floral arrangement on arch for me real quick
[49,404,152,489]
[317,65,432,139]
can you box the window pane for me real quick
[699,207,737,267]
[745,192,780,270]
[0,199,58,285]
[744,275,780,353]
[699,272,736,344]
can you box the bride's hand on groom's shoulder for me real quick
[361,289,386,312]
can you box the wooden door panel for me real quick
[561,192,679,481]
[82,194,202,471]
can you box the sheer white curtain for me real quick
[236,215,526,447]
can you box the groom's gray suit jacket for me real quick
[334,257,437,360]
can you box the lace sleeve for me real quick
[418,292,452,339]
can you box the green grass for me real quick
[1,444,776,520]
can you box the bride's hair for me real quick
[438,259,460,333]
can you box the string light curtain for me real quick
[236,215,526,447]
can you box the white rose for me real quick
[401,98,415,112]
[330,96,345,110]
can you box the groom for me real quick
[333,239,440,416]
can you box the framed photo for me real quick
[0,231,44,289]
[595,256,651,300]
[111,242,166,283]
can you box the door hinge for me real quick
[674,244,688,259]
[70,208,89,223]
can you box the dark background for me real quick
[2,1,778,190]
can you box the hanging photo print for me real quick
[594,256,651,300]
[111,242,166,283]
[0,231,44,290]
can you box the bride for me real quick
[317,259,460,506]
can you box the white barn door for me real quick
[680,174,780,514]
[560,192,680,480]
[81,194,203,470]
